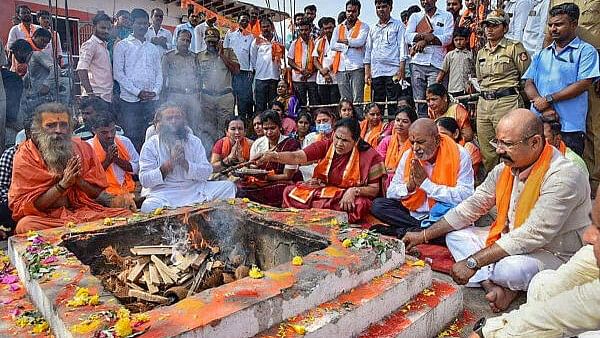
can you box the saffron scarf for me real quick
[91,136,134,195]
[21,23,40,51]
[360,119,383,148]
[558,140,567,155]
[316,37,327,65]
[402,134,460,211]
[332,20,362,74]
[221,137,251,161]
[384,131,410,172]
[294,38,315,74]
[289,143,361,203]
[486,143,554,246]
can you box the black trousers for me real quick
[0,200,16,236]
[562,131,585,156]
[293,81,319,107]
[254,79,278,113]
[317,84,341,106]
[371,76,400,117]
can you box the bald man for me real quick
[371,118,474,238]
[403,109,591,312]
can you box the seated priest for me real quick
[239,110,302,207]
[9,103,131,233]
[402,109,591,312]
[139,105,236,213]
[87,111,139,209]
[255,118,386,223]
[370,118,474,238]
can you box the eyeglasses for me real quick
[489,134,536,150]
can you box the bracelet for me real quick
[422,230,428,244]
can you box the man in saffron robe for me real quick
[9,103,131,233]
[402,109,591,312]
[371,118,474,236]
[255,118,386,223]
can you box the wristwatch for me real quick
[466,256,478,270]
[473,317,486,337]
[545,94,554,104]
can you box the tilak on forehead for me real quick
[40,112,70,125]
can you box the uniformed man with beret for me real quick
[476,9,531,172]
[197,27,240,151]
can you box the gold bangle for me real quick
[422,230,428,244]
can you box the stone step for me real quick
[255,261,432,338]
[359,279,463,338]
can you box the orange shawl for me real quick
[486,144,554,246]
[255,35,284,61]
[221,137,251,161]
[316,37,327,65]
[558,141,567,155]
[249,20,261,37]
[332,20,362,74]
[402,134,460,211]
[289,143,360,204]
[21,23,40,51]
[360,119,383,148]
[384,131,410,172]
[91,136,135,195]
[8,138,131,223]
[294,38,315,74]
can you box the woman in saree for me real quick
[377,105,418,187]
[237,110,303,206]
[360,102,384,148]
[255,118,386,223]
[211,118,253,173]
[426,83,474,142]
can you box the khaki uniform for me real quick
[161,49,201,130]
[476,37,530,172]
[197,48,238,150]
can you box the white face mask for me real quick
[315,123,332,133]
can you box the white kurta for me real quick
[139,133,235,212]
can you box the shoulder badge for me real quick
[519,52,529,61]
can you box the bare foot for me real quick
[484,283,519,313]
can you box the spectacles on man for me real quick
[489,134,536,150]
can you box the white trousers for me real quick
[445,226,545,291]
[141,180,236,213]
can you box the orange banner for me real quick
[180,0,239,32]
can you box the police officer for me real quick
[198,27,240,151]
[476,9,531,172]
[161,29,200,133]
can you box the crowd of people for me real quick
[0,0,600,336]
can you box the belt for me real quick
[201,88,233,96]
[480,88,518,100]
[166,87,200,95]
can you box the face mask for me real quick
[315,123,332,133]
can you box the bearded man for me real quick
[139,105,236,213]
[9,103,131,233]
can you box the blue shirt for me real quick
[523,37,600,132]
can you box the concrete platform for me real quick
[359,279,463,338]
[256,261,432,338]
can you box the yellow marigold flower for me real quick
[117,307,131,319]
[88,295,100,306]
[342,239,352,248]
[15,317,28,327]
[289,324,306,335]
[132,313,150,324]
[152,207,164,216]
[291,256,303,266]
[31,321,49,334]
[329,218,339,226]
[114,317,133,337]
[65,221,76,228]
[71,319,102,334]
[409,260,426,267]
[103,218,113,226]
[227,199,236,205]
[248,265,264,279]
[241,198,250,203]
[358,232,368,239]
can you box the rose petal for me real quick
[41,256,58,264]
[1,275,18,284]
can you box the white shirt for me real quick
[224,29,254,71]
[387,145,474,219]
[172,22,197,52]
[145,26,173,53]
[250,134,298,170]
[311,37,338,85]
[194,22,208,53]
[329,20,370,72]
[505,0,535,42]
[6,23,41,49]
[364,17,408,78]
[139,133,214,205]
[113,35,163,103]
[87,135,140,185]
[287,38,317,82]
[405,9,454,69]
[250,35,282,81]
[41,29,62,60]
[522,0,551,55]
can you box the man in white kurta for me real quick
[139,106,235,213]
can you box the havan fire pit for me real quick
[8,200,407,337]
